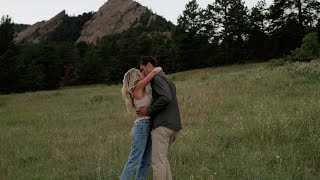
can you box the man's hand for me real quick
[136,106,149,117]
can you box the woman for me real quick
[120,67,162,180]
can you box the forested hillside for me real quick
[0,0,320,93]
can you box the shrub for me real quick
[287,59,320,80]
[269,58,286,67]
[290,32,320,61]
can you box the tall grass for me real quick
[1,62,320,179]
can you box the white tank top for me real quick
[133,93,152,122]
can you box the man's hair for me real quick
[139,56,158,67]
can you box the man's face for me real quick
[139,63,152,76]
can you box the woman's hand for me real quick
[135,66,163,91]
[153,67,163,74]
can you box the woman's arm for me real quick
[135,67,162,91]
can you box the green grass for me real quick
[1,62,320,179]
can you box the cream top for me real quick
[133,93,152,123]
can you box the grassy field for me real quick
[1,61,320,179]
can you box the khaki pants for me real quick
[151,126,179,180]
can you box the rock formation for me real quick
[14,10,66,44]
[14,0,172,45]
[76,0,148,43]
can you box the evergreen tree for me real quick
[303,0,320,29]
[266,0,319,57]
[177,0,202,34]
[268,0,319,31]
[171,0,208,70]
[229,0,250,61]
[0,15,15,55]
[0,49,19,93]
[16,46,46,91]
[171,25,201,70]
[202,4,220,43]
[209,0,250,63]
[30,44,64,89]
[45,12,94,42]
[247,0,270,60]
[250,0,268,33]
[318,19,320,43]
[75,46,108,84]
[268,0,291,32]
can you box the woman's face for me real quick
[138,71,145,80]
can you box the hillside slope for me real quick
[1,62,320,179]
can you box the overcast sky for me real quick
[0,0,272,25]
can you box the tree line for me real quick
[173,0,320,70]
[1,0,320,93]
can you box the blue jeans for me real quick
[120,119,152,180]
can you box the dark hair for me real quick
[139,56,158,67]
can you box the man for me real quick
[137,56,182,180]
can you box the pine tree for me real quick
[172,0,205,70]
[250,0,268,33]
[268,0,320,31]
[247,0,270,60]
[318,19,320,44]
[177,0,202,34]
[303,0,320,29]
[0,15,15,54]
[208,0,249,63]
[202,4,220,43]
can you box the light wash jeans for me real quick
[120,119,152,180]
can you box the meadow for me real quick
[1,61,320,179]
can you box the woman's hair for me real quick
[121,68,140,111]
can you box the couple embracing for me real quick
[120,56,182,180]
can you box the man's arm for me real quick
[147,75,172,116]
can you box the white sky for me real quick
[0,0,273,25]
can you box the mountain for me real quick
[14,11,66,44]
[14,0,174,45]
[77,0,147,43]
[14,24,30,33]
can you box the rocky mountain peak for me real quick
[13,0,173,45]
[76,0,149,43]
[14,10,66,44]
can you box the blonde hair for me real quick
[121,68,140,111]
